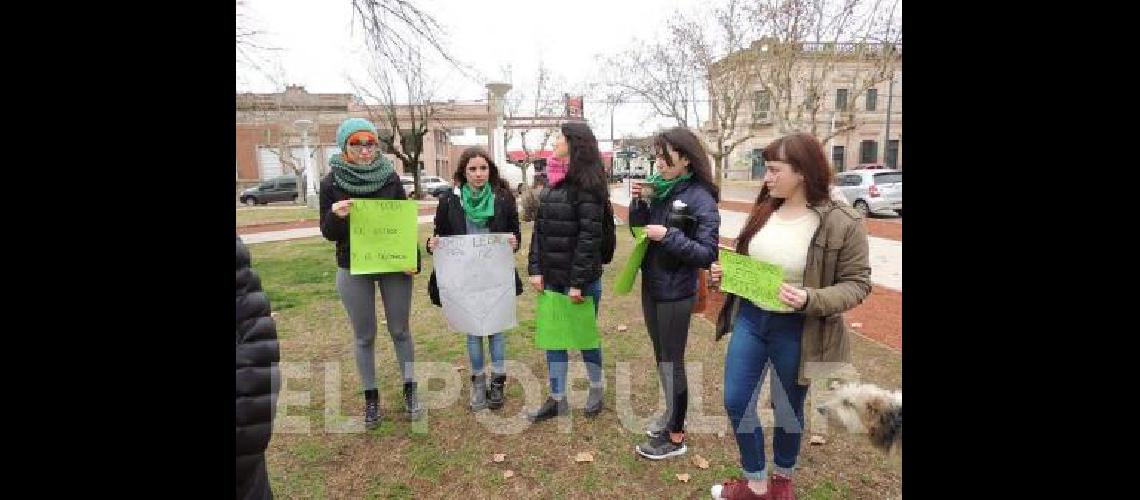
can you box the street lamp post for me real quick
[294,119,316,208]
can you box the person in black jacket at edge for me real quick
[237,235,281,500]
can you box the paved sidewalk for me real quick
[241,214,436,245]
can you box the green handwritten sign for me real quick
[349,199,418,274]
[534,291,600,350]
[718,249,790,312]
[613,227,649,295]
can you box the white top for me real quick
[746,209,821,291]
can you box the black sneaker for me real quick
[526,395,569,422]
[487,374,506,410]
[364,389,381,430]
[645,414,668,438]
[403,381,423,421]
[635,431,687,460]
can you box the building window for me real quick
[832,145,845,171]
[886,140,899,169]
[866,88,878,111]
[475,127,489,136]
[752,91,770,120]
[835,89,848,110]
[750,149,765,180]
[860,140,877,164]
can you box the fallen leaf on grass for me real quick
[810,435,827,445]
[493,453,506,463]
[676,473,690,483]
[692,455,709,469]
[503,470,514,478]
[617,324,629,332]
[574,452,594,463]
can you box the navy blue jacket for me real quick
[629,179,720,301]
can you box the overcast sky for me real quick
[237,0,899,148]
[237,0,715,145]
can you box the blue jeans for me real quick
[723,300,809,481]
[544,279,604,396]
[466,333,506,375]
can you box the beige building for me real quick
[705,40,902,180]
[236,85,496,189]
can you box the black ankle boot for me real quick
[526,395,568,422]
[403,381,423,421]
[487,374,506,410]
[364,389,381,429]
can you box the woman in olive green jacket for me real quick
[707,133,871,500]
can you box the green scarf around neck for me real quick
[330,153,395,195]
[460,183,494,227]
[645,172,693,203]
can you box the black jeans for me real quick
[641,284,696,433]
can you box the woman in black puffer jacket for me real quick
[236,235,280,500]
[525,121,611,422]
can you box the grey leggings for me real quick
[336,269,415,390]
[642,284,696,433]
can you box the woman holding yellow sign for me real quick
[627,127,721,461]
[707,133,870,500]
[320,117,422,428]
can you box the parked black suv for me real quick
[240,176,298,205]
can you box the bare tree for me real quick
[601,32,703,129]
[350,43,454,199]
[748,0,902,142]
[497,59,574,195]
[237,80,325,204]
[678,0,762,186]
[349,0,481,82]
[236,1,282,84]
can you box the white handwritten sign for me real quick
[432,234,518,336]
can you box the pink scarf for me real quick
[546,156,568,186]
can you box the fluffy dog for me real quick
[816,382,902,457]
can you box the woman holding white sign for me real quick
[707,133,871,500]
[320,117,422,428]
[427,147,522,411]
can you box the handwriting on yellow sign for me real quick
[349,199,418,274]
[718,249,790,312]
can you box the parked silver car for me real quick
[833,169,902,217]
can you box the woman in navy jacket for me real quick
[628,127,721,460]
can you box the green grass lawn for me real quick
[237,207,320,227]
[249,223,901,499]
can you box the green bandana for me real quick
[330,153,395,195]
[645,172,693,203]
[460,183,494,227]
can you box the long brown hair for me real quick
[454,146,511,196]
[652,127,720,201]
[735,133,833,254]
